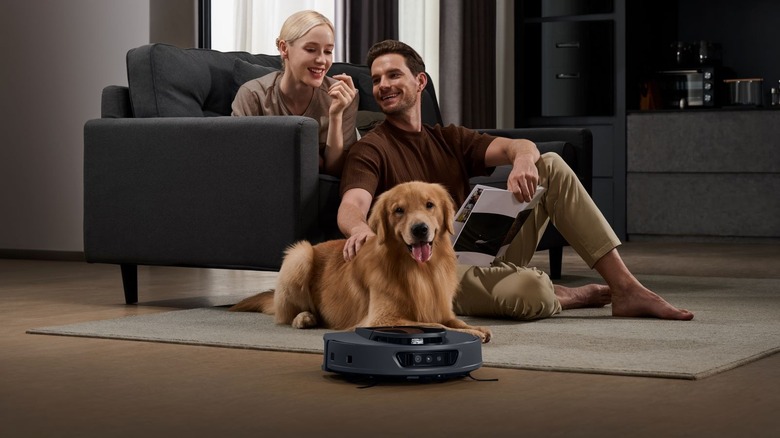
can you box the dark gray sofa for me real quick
[84,43,592,304]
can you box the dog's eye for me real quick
[426,201,435,209]
[394,207,404,215]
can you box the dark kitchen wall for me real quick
[626,0,780,110]
[678,0,780,83]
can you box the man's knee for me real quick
[494,265,559,319]
[456,262,560,320]
[541,152,576,178]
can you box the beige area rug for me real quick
[28,274,780,380]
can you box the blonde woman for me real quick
[232,10,358,176]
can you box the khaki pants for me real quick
[452,153,621,320]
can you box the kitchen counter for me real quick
[626,110,780,240]
[628,106,780,114]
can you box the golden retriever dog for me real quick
[231,181,492,343]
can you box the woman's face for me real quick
[280,24,334,89]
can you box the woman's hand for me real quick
[328,74,357,116]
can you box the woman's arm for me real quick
[322,74,357,175]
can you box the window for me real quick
[211,0,337,56]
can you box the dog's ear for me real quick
[368,193,388,244]
[438,186,456,236]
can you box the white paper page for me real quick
[452,185,545,266]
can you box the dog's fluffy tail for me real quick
[229,290,275,314]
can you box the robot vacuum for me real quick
[322,326,483,380]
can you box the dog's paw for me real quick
[291,311,318,329]
[475,327,492,344]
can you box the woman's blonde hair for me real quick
[276,10,335,67]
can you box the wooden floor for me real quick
[1,242,779,437]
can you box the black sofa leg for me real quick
[120,264,138,304]
[548,247,563,280]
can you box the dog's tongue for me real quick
[411,242,432,263]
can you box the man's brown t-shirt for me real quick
[339,122,496,206]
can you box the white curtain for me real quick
[232,0,337,55]
[398,0,439,95]
[211,0,337,54]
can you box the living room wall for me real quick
[1,0,514,257]
[0,0,195,257]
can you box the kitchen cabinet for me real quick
[515,0,780,242]
[627,110,780,239]
[516,0,626,238]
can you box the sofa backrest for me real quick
[126,43,443,125]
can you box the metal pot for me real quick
[724,78,763,106]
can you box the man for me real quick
[337,40,693,321]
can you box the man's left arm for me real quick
[484,137,541,202]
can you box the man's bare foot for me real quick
[611,285,694,320]
[593,248,694,320]
[554,284,612,310]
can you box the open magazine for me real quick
[451,184,545,266]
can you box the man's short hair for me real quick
[366,40,426,75]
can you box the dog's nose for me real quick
[411,223,429,240]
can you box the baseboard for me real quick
[0,249,86,262]
[627,235,780,244]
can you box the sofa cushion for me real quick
[126,43,282,117]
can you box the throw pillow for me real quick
[231,58,279,100]
[356,110,386,136]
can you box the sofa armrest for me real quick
[84,116,319,271]
[101,85,133,118]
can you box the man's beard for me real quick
[382,92,417,116]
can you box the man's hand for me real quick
[485,137,540,202]
[343,226,375,261]
[506,155,539,203]
[338,188,375,261]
